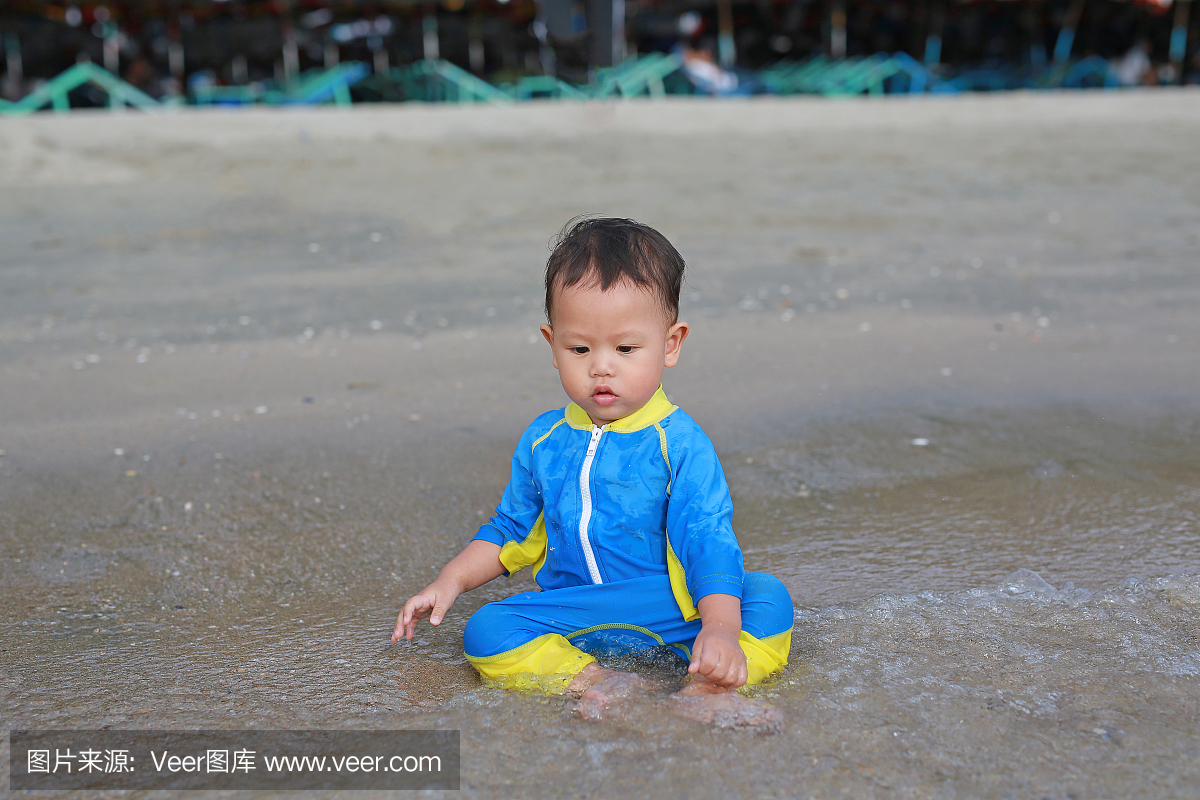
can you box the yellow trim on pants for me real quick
[741,628,792,687]
[466,634,596,692]
[466,627,793,693]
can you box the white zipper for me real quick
[578,425,605,584]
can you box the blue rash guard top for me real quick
[471,386,745,621]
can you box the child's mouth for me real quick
[593,389,618,407]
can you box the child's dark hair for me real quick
[545,217,685,323]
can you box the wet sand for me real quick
[2,90,1199,797]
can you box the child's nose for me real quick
[590,356,615,377]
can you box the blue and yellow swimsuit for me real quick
[465,387,793,691]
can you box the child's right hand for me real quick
[392,580,461,643]
[389,539,506,644]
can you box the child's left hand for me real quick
[689,626,748,687]
[689,593,748,688]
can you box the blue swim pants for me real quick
[462,572,793,692]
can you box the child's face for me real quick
[540,280,689,427]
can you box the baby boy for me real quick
[392,218,793,728]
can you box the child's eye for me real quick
[570,346,589,355]
[617,345,635,354]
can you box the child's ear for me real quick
[663,320,689,368]
[540,324,559,369]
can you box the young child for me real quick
[392,218,793,728]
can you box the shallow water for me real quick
[732,408,1200,605]
[3,407,1198,798]
[2,94,1200,798]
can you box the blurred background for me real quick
[2,0,1197,109]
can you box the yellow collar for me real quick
[565,386,678,433]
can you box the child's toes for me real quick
[575,672,652,721]
[576,691,607,721]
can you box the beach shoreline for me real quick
[2,90,1198,798]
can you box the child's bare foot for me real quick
[567,662,614,695]
[570,664,653,721]
[672,678,784,733]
